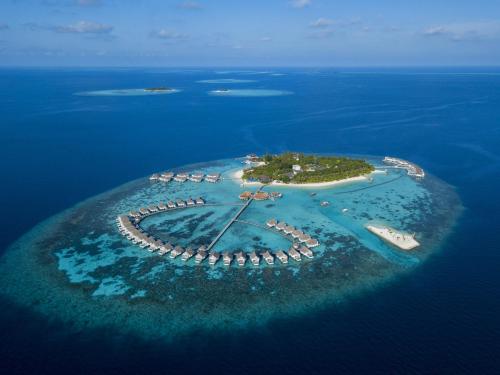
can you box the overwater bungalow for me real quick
[249,251,260,266]
[148,205,158,213]
[223,252,233,267]
[284,226,295,235]
[158,202,167,211]
[195,249,207,264]
[291,230,302,238]
[235,251,246,267]
[139,208,149,216]
[170,246,184,259]
[275,222,287,231]
[205,173,221,183]
[186,198,195,206]
[262,251,274,265]
[158,243,173,255]
[208,251,220,266]
[190,173,204,182]
[287,247,301,261]
[239,191,253,200]
[195,197,205,205]
[266,218,277,228]
[253,191,270,201]
[167,201,176,209]
[129,211,141,218]
[149,174,160,181]
[270,192,283,199]
[306,238,319,248]
[174,175,188,183]
[161,172,174,178]
[299,246,314,258]
[181,247,195,261]
[276,250,289,264]
[176,199,186,207]
[159,175,171,182]
[298,233,311,243]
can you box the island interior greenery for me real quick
[242,152,374,183]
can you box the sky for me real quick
[0,0,499,67]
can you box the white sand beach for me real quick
[230,169,370,188]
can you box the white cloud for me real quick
[55,20,113,34]
[177,1,203,10]
[291,0,311,9]
[423,21,500,41]
[151,29,190,40]
[310,18,334,28]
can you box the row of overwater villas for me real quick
[266,218,320,248]
[127,197,206,220]
[383,156,425,178]
[116,216,316,267]
[149,171,221,183]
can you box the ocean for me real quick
[0,67,499,374]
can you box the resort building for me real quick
[205,173,221,183]
[170,246,184,259]
[262,250,274,265]
[223,252,233,267]
[149,174,160,181]
[239,191,253,200]
[209,252,220,266]
[195,197,205,205]
[299,246,314,258]
[249,251,260,266]
[276,250,288,264]
[181,247,195,261]
[266,219,277,228]
[167,201,176,209]
[195,248,207,264]
[235,251,246,267]
[306,238,320,248]
[253,191,270,201]
[287,247,301,261]
[176,199,186,208]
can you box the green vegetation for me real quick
[242,152,374,184]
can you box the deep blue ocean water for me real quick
[0,67,499,374]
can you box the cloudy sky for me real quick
[0,0,499,66]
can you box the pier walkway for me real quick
[206,186,264,251]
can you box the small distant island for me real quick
[144,87,173,92]
[241,152,375,184]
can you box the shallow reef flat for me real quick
[75,88,181,96]
[0,157,462,341]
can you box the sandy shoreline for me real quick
[230,169,370,188]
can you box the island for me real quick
[241,152,375,184]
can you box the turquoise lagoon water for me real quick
[0,156,459,340]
